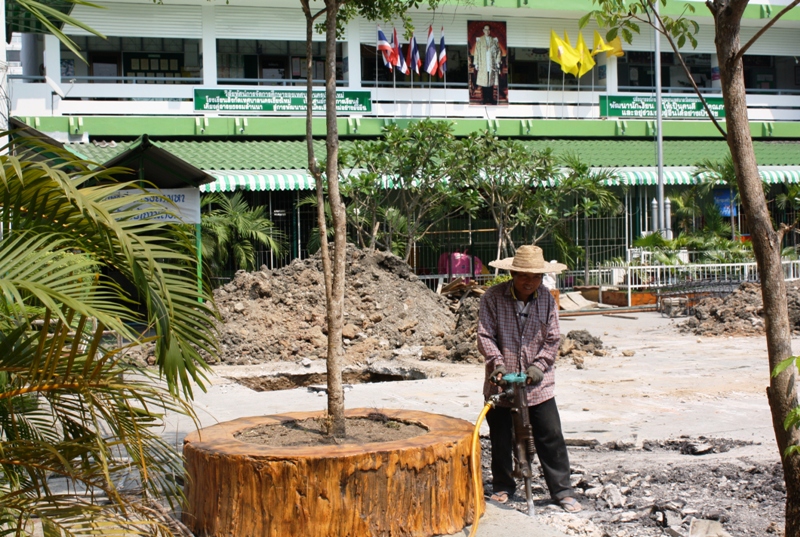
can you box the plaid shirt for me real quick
[477,280,560,407]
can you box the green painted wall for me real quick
[20,115,800,140]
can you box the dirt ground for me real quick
[188,248,792,537]
[479,438,785,537]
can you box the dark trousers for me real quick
[486,397,574,501]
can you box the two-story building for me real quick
[9,0,800,272]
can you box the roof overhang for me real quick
[101,134,215,189]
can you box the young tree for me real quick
[298,0,440,437]
[585,1,800,532]
[339,140,396,252]
[341,120,480,262]
[456,131,557,263]
[521,153,619,260]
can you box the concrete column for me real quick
[343,19,362,89]
[604,55,618,93]
[21,34,39,81]
[710,53,721,90]
[44,34,61,82]
[202,4,217,86]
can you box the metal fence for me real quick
[554,259,800,307]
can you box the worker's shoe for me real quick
[559,497,582,513]
[489,491,511,504]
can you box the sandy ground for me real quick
[169,312,782,452]
[164,310,793,536]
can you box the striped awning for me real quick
[602,166,800,186]
[198,166,800,192]
[200,170,314,193]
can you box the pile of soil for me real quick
[212,245,458,365]
[559,330,606,368]
[208,246,604,367]
[680,281,800,337]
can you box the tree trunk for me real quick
[183,409,482,537]
[302,2,332,311]
[323,0,347,438]
[713,2,800,534]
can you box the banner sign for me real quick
[194,89,372,113]
[106,187,202,224]
[713,189,737,217]
[599,95,726,119]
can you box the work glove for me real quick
[525,366,544,385]
[489,365,507,385]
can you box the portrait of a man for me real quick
[468,21,508,106]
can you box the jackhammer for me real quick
[491,372,537,517]
[470,372,536,537]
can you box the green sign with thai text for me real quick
[194,89,372,113]
[599,95,726,119]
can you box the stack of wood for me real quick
[438,277,486,298]
[438,278,486,313]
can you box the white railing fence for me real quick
[557,259,800,307]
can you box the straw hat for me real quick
[488,245,568,274]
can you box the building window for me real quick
[217,39,343,85]
[61,37,201,83]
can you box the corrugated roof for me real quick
[69,139,352,171]
[519,139,800,167]
[68,138,800,170]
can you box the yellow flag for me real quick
[561,31,580,76]
[549,30,562,65]
[606,36,625,58]
[549,30,579,76]
[576,32,595,77]
[592,30,613,57]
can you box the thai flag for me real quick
[406,32,421,75]
[393,28,409,75]
[377,26,394,71]
[424,25,438,76]
[437,27,447,78]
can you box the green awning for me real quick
[605,167,800,186]
[201,171,314,192]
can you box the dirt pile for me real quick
[559,330,606,369]
[211,245,458,365]
[680,281,800,337]
[208,246,604,367]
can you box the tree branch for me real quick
[736,0,800,61]
[649,2,728,139]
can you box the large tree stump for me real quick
[183,408,483,537]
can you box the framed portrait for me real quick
[467,20,508,106]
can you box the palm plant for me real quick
[0,137,219,536]
[200,192,285,274]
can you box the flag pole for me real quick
[546,60,551,119]
[444,70,448,119]
[561,71,565,120]
[577,72,581,118]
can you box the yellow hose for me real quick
[469,401,493,537]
